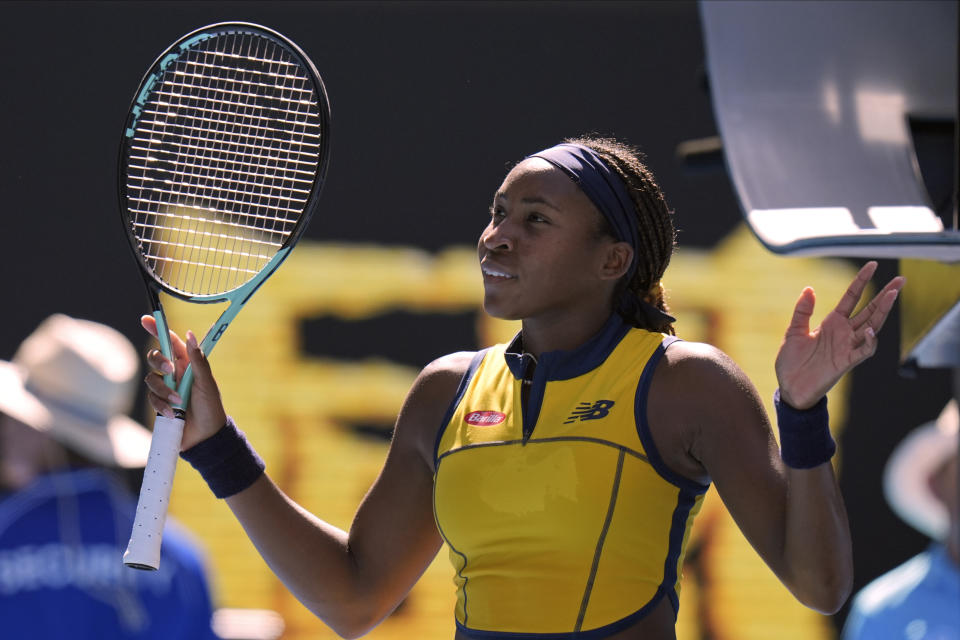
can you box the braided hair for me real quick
[565,136,676,335]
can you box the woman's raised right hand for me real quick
[142,315,228,450]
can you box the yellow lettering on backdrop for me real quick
[163,225,858,640]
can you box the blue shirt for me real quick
[0,469,218,639]
[843,544,960,640]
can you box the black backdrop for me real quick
[0,1,953,631]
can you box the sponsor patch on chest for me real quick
[464,410,507,426]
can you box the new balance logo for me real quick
[564,400,615,424]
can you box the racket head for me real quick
[118,22,331,303]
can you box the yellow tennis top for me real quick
[433,316,710,638]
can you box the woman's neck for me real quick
[519,307,615,357]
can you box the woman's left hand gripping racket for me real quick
[120,22,331,570]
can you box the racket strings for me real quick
[152,82,320,122]
[128,184,309,217]
[132,220,282,250]
[125,155,314,198]
[126,30,323,297]
[128,207,293,242]
[169,34,308,294]
[127,138,317,182]
[134,106,321,153]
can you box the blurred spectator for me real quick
[0,314,218,639]
[843,399,959,639]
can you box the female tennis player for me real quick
[144,137,904,640]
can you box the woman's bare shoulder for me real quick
[394,351,480,465]
[419,351,477,383]
[648,340,771,483]
[657,340,747,389]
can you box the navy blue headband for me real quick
[526,142,675,329]
[528,143,640,273]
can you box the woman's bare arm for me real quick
[649,262,903,614]
[143,318,471,637]
[651,345,852,613]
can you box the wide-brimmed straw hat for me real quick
[0,314,151,468]
[883,399,959,540]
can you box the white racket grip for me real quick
[123,414,184,570]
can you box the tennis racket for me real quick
[120,22,331,570]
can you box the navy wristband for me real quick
[774,389,836,469]
[181,417,265,498]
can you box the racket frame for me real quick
[118,22,330,570]
[118,21,330,405]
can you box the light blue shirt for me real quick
[844,544,960,640]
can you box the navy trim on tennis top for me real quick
[503,313,632,441]
[432,501,472,629]
[662,488,699,615]
[575,449,626,631]
[433,349,490,468]
[502,313,631,382]
[634,338,711,495]
[453,586,668,640]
